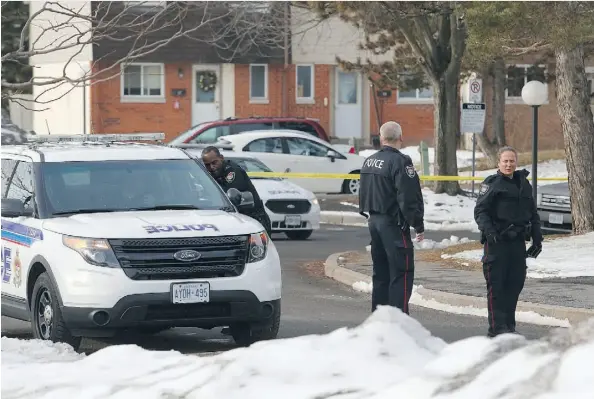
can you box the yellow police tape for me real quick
[246,171,568,182]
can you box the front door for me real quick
[334,70,362,139]
[192,65,221,125]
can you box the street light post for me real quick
[521,80,548,204]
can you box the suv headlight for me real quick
[310,198,319,206]
[247,231,268,263]
[63,236,120,268]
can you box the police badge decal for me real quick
[405,165,416,178]
[225,171,235,183]
[479,184,489,195]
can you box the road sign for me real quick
[468,78,482,103]
[461,103,486,134]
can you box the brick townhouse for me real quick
[29,2,594,151]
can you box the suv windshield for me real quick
[39,159,232,216]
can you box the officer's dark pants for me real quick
[245,209,272,236]
[482,238,527,336]
[368,214,414,314]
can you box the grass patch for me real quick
[458,149,566,172]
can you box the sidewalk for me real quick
[325,250,594,326]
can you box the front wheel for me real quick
[285,230,313,240]
[230,301,281,347]
[30,272,82,351]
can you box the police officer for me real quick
[359,121,425,315]
[201,146,272,236]
[474,146,543,337]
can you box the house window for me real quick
[506,65,546,98]
[296,64,314,102]
[121,63,164,99]
[396,72,433,102]
[249,64,268,101]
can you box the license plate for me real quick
[285,215,302,226]
[171,282,210,304]
[548,213,564,224]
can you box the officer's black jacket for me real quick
[215,159,265,213]
[358,146,425,233]
[474,169,542,243]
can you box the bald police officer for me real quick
[474,146,543,337]
[359,121,425,315]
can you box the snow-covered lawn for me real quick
[460,159,568,186]
[3,307,592,398]
[442,232,594,279]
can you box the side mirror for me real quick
[1,198,33,218]
[227,188,242,206]
[327,149,339,162]
[238,191,255,211]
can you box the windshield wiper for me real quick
[52,208,121,216]
[131,205,202,211]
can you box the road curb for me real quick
[320,211,367,226]
[324,251,594,326]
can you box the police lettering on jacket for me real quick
[474,169,542,243]
[358,146,425,233]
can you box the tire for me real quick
[30,272,82,351]
[342,173,360,195]
[230,301,281,347]
[285,230,313,240]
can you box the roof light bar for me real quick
[29,133,165,143]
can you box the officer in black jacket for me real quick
[201,146,272,236]
[474,146,543,337]
[359,121,425,315]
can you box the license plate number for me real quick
[548,213,564,224]
[171,282,210,304]
[285,215,302,226]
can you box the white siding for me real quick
[221,64,236,119]
[290,7,392,65]
[8,95,34,132]
[28,1,93,135]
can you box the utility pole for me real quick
[281,1,289,116]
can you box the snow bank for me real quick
[365,235,473,252]
[442,232,594,279]
[461,160,567,186]
[3,307,593,398]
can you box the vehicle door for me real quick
[230,122,274,134]
[282,137,344,193]
[187,125,231,144]
[240,137,289,176]
[1,156,43,300]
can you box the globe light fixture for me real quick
[521,80,548,203]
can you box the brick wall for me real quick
[234,64,332,134]
[91,62,192,142]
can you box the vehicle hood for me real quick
[538,182,569,196]
[42,210,263,239]
[251,178,315,200]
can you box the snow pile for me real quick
[442,232,594,279]
[359,146,484,169]
[4,308,593,398]
[350,284,571,328]
[365,235,473,252]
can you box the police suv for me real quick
[0,133,282,349]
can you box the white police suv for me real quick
[0,133,282,350]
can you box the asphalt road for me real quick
[1,225,555,356]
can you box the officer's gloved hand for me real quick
[526,241,543,258]
[486,232,499,245]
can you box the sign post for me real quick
[461,102,486,195]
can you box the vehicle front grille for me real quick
[265,199,311,214]
[540,194,571,210]
[109,236,249,280]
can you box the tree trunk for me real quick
[432,72,461,195]
[476,57,506,168]
[555,44,594,234]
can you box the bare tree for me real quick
[1,1,320,110]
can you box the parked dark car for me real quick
[168,116,355,154]
[537,182,572,233]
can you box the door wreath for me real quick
[198,71,217,92]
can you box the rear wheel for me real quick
[230,301,281,347]
[30,272,82,351]
[285,230,313,240]
[342,172,360,195]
